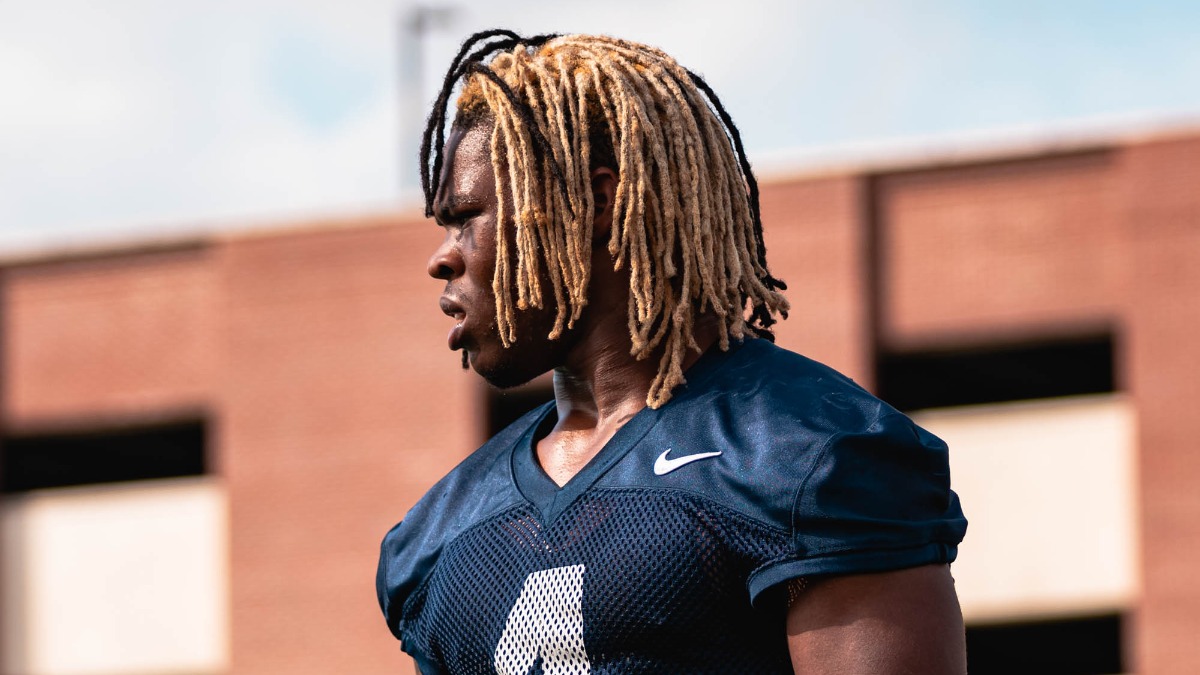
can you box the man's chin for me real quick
[467,351,545,390]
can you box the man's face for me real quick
[428,122,572,388]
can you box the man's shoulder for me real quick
[676,338,887,436]
[596,340,894,535]
[654,339,965,595]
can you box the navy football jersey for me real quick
[377,339,967,674]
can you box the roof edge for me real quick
[751,110,1200,183]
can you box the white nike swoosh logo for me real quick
[653,449,723,475]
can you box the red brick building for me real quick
[1,125,1198,674]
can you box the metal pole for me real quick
[398,5,456,195]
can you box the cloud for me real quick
[0,0,399,249]
[2,0,1200,252]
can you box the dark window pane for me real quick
[966,613,1123,675]
[2,420,206,492]
[877,334,1114,411]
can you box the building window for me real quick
[966,613,1123,675]
[875,333,1114,412]
[888,333,1128,674]
[2,419,206,493]
[1,419,227,675]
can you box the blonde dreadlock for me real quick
[422,31,789,408]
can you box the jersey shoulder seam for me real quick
[789,401,888,544]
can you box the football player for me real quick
[378,30,968,674]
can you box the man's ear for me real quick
[590,167,618,244]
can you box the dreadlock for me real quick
[422,31,789,408]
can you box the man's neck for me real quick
[534,316,721,486]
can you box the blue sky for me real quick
[1,0,1198,252]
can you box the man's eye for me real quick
[453,211,482,227]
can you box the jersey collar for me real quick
[510,339,746,524]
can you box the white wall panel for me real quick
[1,478,228,675]
[915,395,1137,623]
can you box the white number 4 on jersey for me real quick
[494,564,591,675]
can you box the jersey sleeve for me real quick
[747,408,968,603]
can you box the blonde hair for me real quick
[422,31,789,408]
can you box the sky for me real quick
[2,0,1199,253]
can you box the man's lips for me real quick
[439,297,467,351]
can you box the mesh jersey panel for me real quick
[380,339,968,671]
[401,488,795,674]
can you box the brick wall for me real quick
[2,246,216,429]
[760,175,871,385]
[220,218,476,674]
[5,130,1200,674]
[876,150,1124,348]
[1121,136,1200,674]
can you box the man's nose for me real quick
[427,239,463,280]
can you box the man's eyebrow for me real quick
[434,194,483,223]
